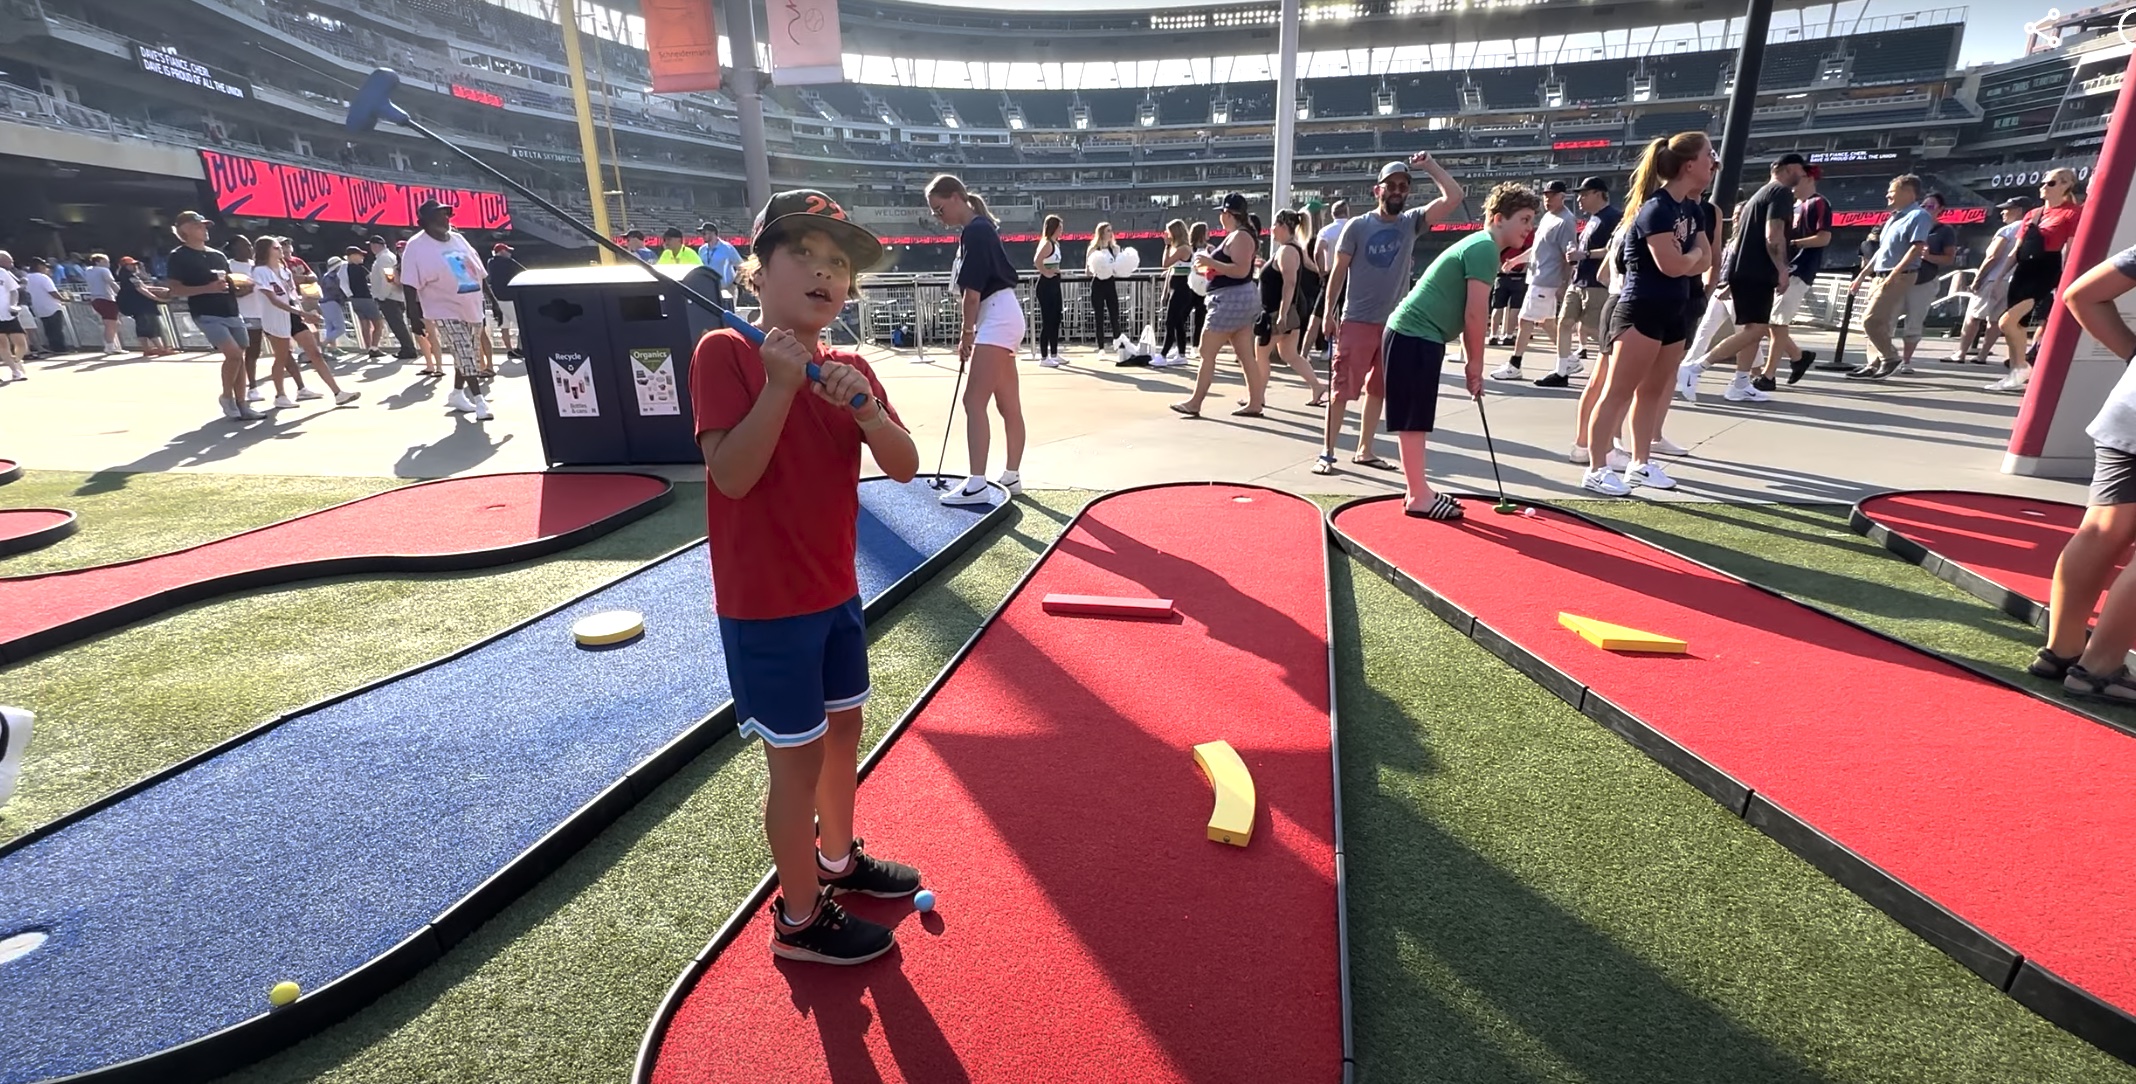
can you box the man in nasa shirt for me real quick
[1317,155,1464,475]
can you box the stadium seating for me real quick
[1307,76,1381,119]
[1158,83,1213,125]
[1299,130,1381,155]
[1382,72,1461,115]
[1757,39,1829,91]
[874,85,944,126]
[961,142,1021,164]
[1649,52,1730,99]
[1471,69,1542,110]
[1632,109,1715,139]
[1554,60,1632,106]
[942,89,1009,129]
[1013,90,1074,129]
[1227,85,1278,121]
[813,83,878,122]
[1850,25,1961,85]
[1078,88,1145,129]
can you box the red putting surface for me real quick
[649,485,1340,1084]
[1334,497,2136,1019]
[1856,490,2097,613]
[0,472,667,655]
[0,508,74,542]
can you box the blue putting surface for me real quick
[0,479,998,1083]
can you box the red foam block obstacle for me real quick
[1041,593,1177,619]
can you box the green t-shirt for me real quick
[1388,230,1500,345]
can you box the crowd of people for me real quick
[0,205,532,422]
[909,143,2092,506]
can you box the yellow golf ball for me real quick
[269,981,300,1007]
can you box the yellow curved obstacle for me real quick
[1192,740,1256,847]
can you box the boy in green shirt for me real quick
[1383,182,1542,519]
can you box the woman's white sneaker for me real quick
[1581,468,1631,497]
[1627,459,1678,490]
[1039,355,1064,368]
[939,476,992,505]
[995,470,1023,495]
[296,387,324,401]
[273,395,298,410]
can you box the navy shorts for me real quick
[719,596,870,748]
[1606,298,1689,347]
[1381,331,1448,433]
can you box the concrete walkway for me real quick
[0,329,2089,504]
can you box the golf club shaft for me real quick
[931,353,967,487]
[398,117,731,318]
[398,116,866,409]
[1473,394,1511,504]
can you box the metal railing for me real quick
[851,272,1175,358]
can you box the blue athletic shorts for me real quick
[719,596,870,748]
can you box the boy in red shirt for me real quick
[691,190,923,964]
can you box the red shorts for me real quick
[91,299,120,320]
[1331,320,1387,400]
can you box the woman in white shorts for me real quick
[926,173,1029,505]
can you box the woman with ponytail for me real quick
[1577,132,1714,497]
[1173,192,1267,417]
[1034,215,1065,366]
[1158,219,1196,363]
[925,173,1029,505]
[1086,222,1134,353]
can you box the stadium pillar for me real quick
[556,0,616,264]
[1712,0,1775,215]
[1270,0,1301,218]
[723,0,775,213]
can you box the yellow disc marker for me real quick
[572,610,645,646]
[269,981,300,1007]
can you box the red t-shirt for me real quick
[689,329,901,620]
[2029,203,2083,253]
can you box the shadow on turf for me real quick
[1329,556,1827,1084]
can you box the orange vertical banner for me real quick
[767,0,843,86]
[643,0,722,94]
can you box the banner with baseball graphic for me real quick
[768,0,843,85]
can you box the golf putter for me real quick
[1472,393,1519,514]
[347,69,865,410]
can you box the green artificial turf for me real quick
[0,470,710,843]
[13,479,2128,1082]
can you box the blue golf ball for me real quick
[913,889,936,912]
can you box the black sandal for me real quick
[2029,647,2081,680]
[1352,455,1398,471]
[2063,663,2136,703]
[1169,402,1200,418]
[1403,493,1465,521]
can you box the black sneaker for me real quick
[1751,375,1777,394]
[396,350,422,360]
[1533,371,1570,388]
[507,348,525,359]
[819,838,921,898]
[1577,349,1591,360]
[1843,362,1888,381]
[1787,351,1816,385]
[769,890,895,965]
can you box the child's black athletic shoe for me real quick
[819,838,921,898]
[769,890,895,965]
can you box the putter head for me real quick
[1495,500,1520,514]
[346,69,410,133]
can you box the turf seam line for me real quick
[1329,492,2135,1069]
[0,472,676,665]
[0,509,78,557]
[1848,493,2050,630]
[10,477,1010,1084]
[1319,529,1358,1084]
[634,482,1354,1084]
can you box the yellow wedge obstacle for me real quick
[1192,740,1256,847]
[1558,612,1687,654]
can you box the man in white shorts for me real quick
[1492,179,1578,381]
[1768,163,1832,383]
[1950,197,2030,365]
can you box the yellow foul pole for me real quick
[557,0,615,263]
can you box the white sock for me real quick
[960,475,985,494]
[1558,356,1576,372]
[997,469,1020,483]
[1730,372,1750,386]
[817,848,852,874]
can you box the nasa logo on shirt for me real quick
[1363,225,1404,269]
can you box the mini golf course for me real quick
[641,484,1343,1083]
[10,476,2136,1084]
[1853,490,2096,628]
[0,459,20,486]
[0,472,675,663]
[0,478,1006,1084]
[0,508,77,557]
[1331,494,2136,1062]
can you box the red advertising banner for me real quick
[200,150,510,230]
[643,0,723,94]
[1831,207,1988,227]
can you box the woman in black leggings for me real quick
[1086,222,1128,348]
[1033,214,1064,366]
[1158,218,1196,363]
[1187,221,1210,348]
